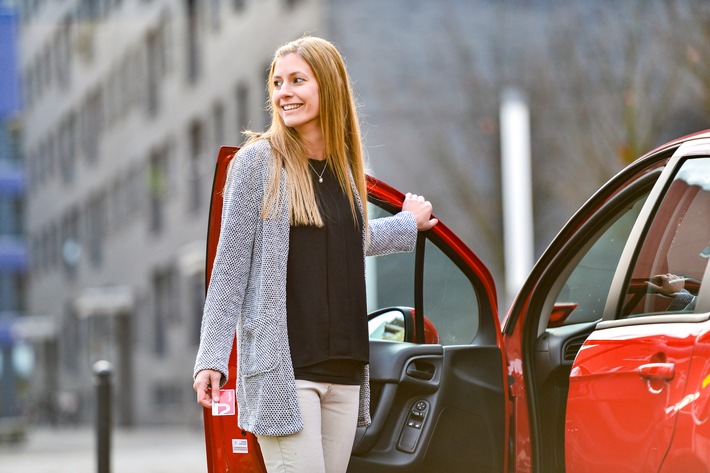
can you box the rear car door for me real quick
[201,147,508,473]
[566,153,710,472]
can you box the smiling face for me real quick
[271,53,321,140]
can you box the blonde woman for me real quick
[193,36,437,473]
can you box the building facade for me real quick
[19,0,324,426]
[19,0,704,427]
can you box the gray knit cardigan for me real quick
[193,140,418,436]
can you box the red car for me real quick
[201,131,710,472]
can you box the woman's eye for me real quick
[273,80,283,88]
[293,77,304,83]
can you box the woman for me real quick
[193,35,437,473]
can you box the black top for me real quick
[286,159,367,385]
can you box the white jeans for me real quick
[256,379,360,473]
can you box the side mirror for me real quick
[547,302,578,328]
[369,307,440,344]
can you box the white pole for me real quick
[500,88,534,307]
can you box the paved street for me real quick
[0,425,208,473]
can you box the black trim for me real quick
[414,233,427,344]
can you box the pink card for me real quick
[211,389,236,416]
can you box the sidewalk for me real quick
[0,425,207,473]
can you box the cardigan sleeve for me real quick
[193,142,270,384]
[366,211,418,257]
[668,289,697,311]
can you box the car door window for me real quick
[366,204,480,345]
[622,157,710,317]
[551,194,648,326]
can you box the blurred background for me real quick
[0,0,708,457]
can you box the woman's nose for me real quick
[277,83,293,97]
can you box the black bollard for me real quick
[93,360,113,473]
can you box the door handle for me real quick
[406,361,435,381]
[637,362,675,381]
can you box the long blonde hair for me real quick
[245,36,367,228]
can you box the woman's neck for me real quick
[299,129,326,161]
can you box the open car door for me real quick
[201,146,509,472]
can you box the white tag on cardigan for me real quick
[232,439,248,454]
[211,389,236,416]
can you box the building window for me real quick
[62,309,81,374]
[128,47,144,113]
[86,191,107,267]
[118,54,132,119]
[212,101,224,148]
[41,47,51,93]
[189,272,204,346]
[49,222,60,269]
[152,266,177,356]
[24,148,34,191]
[61,208,81,277]
[0,274,26,313]
[45,133,55,182]
[261,61,271,129]
[188,120,204,212]
[0,195,24,238]
[185,0,202,84]
[56,16,72,90]
[146,12,171,118]
[235,82,249,135]
[43,228,52,271]
[128,164,143,221]
[82,89,103,163]
[59,114,77,184]
[31,233,41,273]
[23,70,33,110]
[149,149,168,234]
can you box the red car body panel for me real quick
[566,323,698,472]
[660,325,710,471]
[503,296,534,473]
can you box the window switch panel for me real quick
[397,400,430,453]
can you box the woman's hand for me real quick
[193,369,223,409]
[646,273,686,297]
[402,193,438,231]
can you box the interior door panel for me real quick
[348,340,505,473]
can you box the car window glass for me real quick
[552,194,648,325]
[423,240,479,344]
[366,204,479,345]
[622,157,710,317]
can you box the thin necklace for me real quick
[308,159,327,183]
